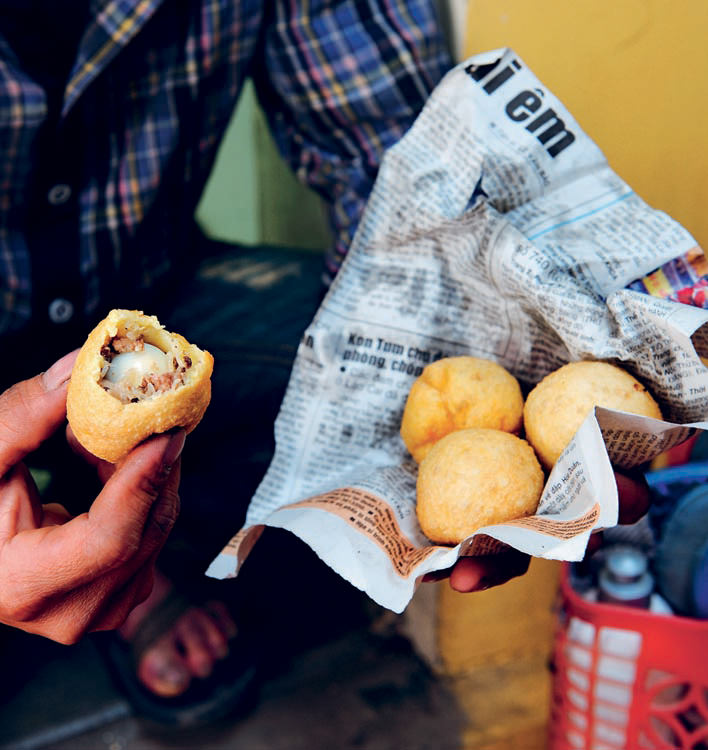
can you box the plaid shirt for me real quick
[0,0,451,338]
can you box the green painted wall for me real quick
[196,80,331,252]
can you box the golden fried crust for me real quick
[400,356,524,462]
[416,428,544,545]
[523,360,663,470]
[67,309,214,463]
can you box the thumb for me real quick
[0,351,78,476]
[84,430,185,568]
[614,469,650,525]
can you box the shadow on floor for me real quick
[0,620,465,750]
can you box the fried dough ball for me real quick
[400,356,524,462]
[523,360,663,470]
[67,309,214,463]
[416,428,544,545]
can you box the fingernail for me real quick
[162,429,186,468]
[42,351,78,390]
[158,664,190,688]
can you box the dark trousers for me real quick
[159,242,326,571]
[157,242,372,646]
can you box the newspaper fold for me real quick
[207,49,708,613]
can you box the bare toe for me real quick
[138,634,192,698]
[120,570,239,699]
[174,609,219,678]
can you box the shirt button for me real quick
[47,184,72,205]
[48,298,74,324]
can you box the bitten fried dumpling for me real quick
[67,309,213,463]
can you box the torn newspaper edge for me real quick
[207,48,708,613]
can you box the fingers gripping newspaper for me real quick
[207,49,708,613]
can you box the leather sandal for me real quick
[93,589,258,728]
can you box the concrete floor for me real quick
[0,618,465,750]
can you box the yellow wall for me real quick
[464,0,708,251]
[437,559,561,750]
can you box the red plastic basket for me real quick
[549,564,708,749]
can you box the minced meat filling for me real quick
[141,372,178,393]
[99,333,192,404]
[108,334,145,355]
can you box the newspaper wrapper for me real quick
[207,48,708,613]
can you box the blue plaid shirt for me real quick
[0,0,451,337]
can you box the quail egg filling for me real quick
[99,333,192,404]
